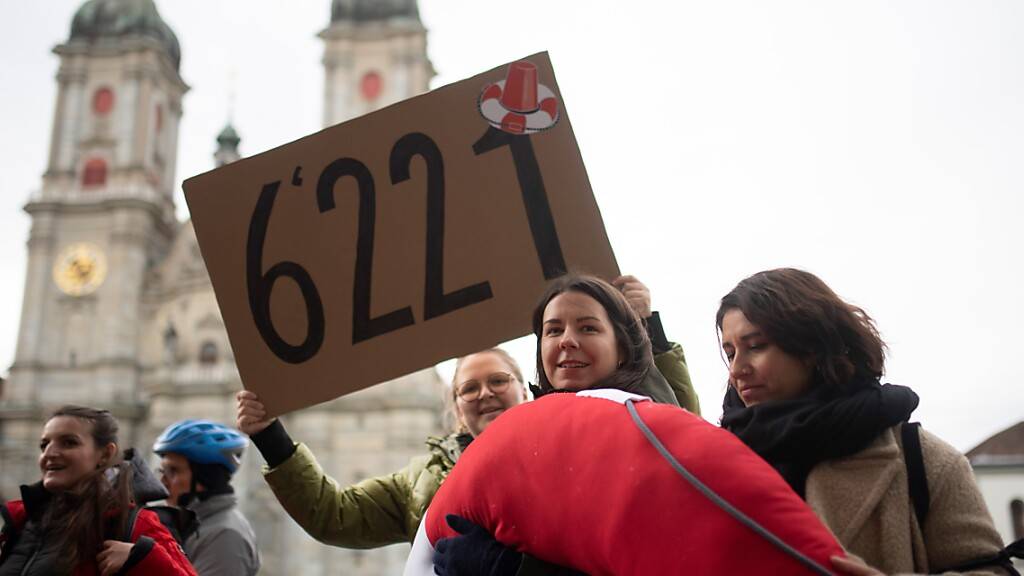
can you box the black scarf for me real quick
[720,379,919,497]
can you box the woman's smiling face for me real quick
[541,291,623,392]
[38,415,114,492]
[453,351,526,437]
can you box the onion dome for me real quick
[330,0,421,23]
[216,123,240,149]
[214,122,241,167]
[70,0,181,70]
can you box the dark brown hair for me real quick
[716,268,886,393]
[42,405,133,571]
[532,274,653,394]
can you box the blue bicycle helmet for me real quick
[153,419,247,473]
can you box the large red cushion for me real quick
[425,392,843,576]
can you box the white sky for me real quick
[1,0,1022,452]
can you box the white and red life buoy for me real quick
[478,60,559,135]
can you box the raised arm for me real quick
[613,275,701,414]
[236,391,438,548]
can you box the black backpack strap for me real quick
[113,507,160,576]
[901,423,1024,576]
[144,504,199,548]
[122,506,141,542]
[901,422,930,527]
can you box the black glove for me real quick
[432,514,522,576]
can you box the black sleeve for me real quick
[646,311,672,355]
[250,419,298,468]
[115,535,154,575]
[516,553,588,576]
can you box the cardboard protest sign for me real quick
[184,52,618,416]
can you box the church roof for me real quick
[967,421,1024,467]
[70,0,181,70]
[331,0,421,24]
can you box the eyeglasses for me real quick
[156,466,183,480]
[455,372,515,402]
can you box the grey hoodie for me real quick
[185,493,260,576]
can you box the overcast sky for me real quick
[2,0,1022,451]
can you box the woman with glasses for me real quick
[234,275,698,550]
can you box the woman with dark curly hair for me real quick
[718,268,1007,576]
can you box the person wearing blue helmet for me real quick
[154,420,261,576]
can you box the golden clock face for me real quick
[53,243,107,296]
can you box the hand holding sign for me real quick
[236,390,273,436]
[613,275,653,319]
[185,53,618,416]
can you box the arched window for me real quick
[81,158,107,187]
[153,104,165,164]
[92,87,114,116]
[199,341,218,365]
[162,323,179,365]
[1012,498,1024,540]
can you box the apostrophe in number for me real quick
[292,166,303,187]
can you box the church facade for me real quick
[0,1,445,574]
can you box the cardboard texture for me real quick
[184,52,619,416]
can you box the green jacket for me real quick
[262,343,700,549]
[263,433,464,549]
[654,343,700,415]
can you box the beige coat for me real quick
[806,425,1007,575]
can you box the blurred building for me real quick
[0,0,443,574]
[968,421,1024,571]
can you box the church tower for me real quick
[247,4,446,573]
[321,0,435,126]
[2,6,447,575]
[1,0,187,495]
[213,122,242,167]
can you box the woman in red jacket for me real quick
[0,405,196,576]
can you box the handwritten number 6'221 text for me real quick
[246,128,567,364]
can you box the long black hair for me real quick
[42,405,133,572]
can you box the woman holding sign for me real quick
[235,275,698,550]
[434,269,1009,576]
